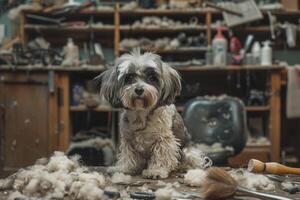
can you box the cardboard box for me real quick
[281,0,298,11]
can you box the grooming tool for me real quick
[266,174,300,184]
[104,190,121,199]
[130,192,155,200]
[248,159,300,175]
[201,167,292,200]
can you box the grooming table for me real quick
[0,167,299,200]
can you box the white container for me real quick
[251,41,261,65]
[261,41,272,66]
[212,25,227,65]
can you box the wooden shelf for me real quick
[176,65,285,72]
[70,105,120,112]
[120,26,207,34]
[23,8,300,17]
[246,106,270,112]
[120,47,207,54]
[69,105,270,113]
[120,9,210,16]
[0,65,285,72]
[25,24,115,33]
[0,65,106,72]
[70,105,186,112]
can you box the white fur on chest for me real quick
[120,105,176,154]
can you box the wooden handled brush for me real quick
[248,159,300,175]
[201,167,292,200]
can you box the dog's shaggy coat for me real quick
[99,49,190,179]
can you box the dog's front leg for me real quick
[107,137,143,174]
[142,137,181,179]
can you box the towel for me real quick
[286,66,300,118]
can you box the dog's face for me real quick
[99,50,181,110]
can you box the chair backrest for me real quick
[183,96,247,155]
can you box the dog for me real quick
[99,49,190,179]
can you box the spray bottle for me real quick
[212,22,227,65]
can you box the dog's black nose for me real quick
[135,88,144,96]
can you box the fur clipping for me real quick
[111,172,132,184]
[184,169,207,187]
[2,152,106,200]
[230,169,275,191]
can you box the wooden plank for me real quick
[48,72,59,153]
[206,11,212,45]
[114,3,120,57]
[119,47,208,54]
[269,71,282,162]
[57,73,70,151]
[229,146,271,167]
[0,65,285,72]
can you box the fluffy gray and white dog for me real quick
[99,49,190,179]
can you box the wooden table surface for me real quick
[1,167,299,200]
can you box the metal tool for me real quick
[204,1,243,17]
[26,14,65,25]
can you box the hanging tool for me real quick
[267,11,276,40]
[203,1,243,17]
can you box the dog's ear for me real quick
[160,62,182,105]
[95,67,122,107]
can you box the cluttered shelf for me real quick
[24,24,115,33]
[23,8,300,16]
[119,47,208,54]
[176,65,285,71]
[69,105,270,113]
[0,65,285,72]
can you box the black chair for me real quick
[183,96,248,165]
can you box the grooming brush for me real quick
[201,167,292,200]
[248,159,300,175]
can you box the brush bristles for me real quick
[201,167,238,199]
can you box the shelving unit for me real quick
[14,5,291,166]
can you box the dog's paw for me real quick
[142,168,169,179]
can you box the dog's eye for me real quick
[124,74,135,84]
[148,75,157,83]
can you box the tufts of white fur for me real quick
[155,184,181,200]
[155,187,173,200]
[111,172,132,184]
[182,147,212,169]
[46,151,80,172]
[8,191,25,200]
[77,183,104,200]
[230,169,275,191]
[2,151,106,199]
[184,169,207,187]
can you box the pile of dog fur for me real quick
[0,152,107,200]
[0,151,276,200]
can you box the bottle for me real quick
[212,23,227,66]
[261,41,272,66]
[251,41,261,65]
